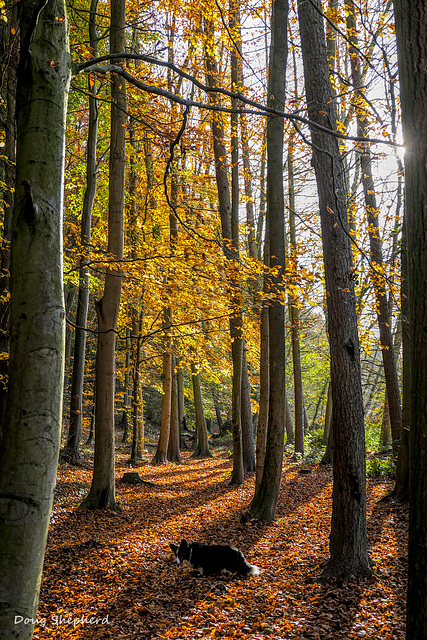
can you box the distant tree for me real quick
[393,1,427,637]
[167,357,182,463]
[191,363,212,458]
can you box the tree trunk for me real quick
[245,0,288,522]
[288,144,304,454]
[167,357,182,463]
[204,15,243,481]
[191,363,212,458]
[393,2,427,636]
[255,266,269,491]
[390,220,410,500]
[0,1,70,635]
[152,348,172,464]
[241,339,255,472]
[79,0,126,511]
[130,316,142,464]
[177,364,188,449]
[346,3,402,456]
[298,0,371,576]
[65,0,99,462]
[136,386,144,459]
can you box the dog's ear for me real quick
[179,539,188,549]
[170,543,178,554]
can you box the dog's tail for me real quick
[241,561,260,576]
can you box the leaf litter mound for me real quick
[36,451,407,639]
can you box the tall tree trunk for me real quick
[393,2,427,636]
[346,3,402,456]
[65,0,99,462]
[245,0,288,522]
[0,1,70,635]
[255,247,270,491]
[79,0,126,511]
[288,143,304,454]
[298,0,371,576]
[204,14,243,482]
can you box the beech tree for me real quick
[393,0,427,636]
[0,0,71,636]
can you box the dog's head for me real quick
[170,539,191,565]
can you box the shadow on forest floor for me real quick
[37,451,407,640]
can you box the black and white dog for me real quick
[170,539,259,577]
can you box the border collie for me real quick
[170,539,259,577]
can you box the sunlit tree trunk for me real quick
[191,363,212,458]
[79,0,126,511]
[298,0,371,576]
[393,2,427,636]
[167,356,182,463]
[152,344,172,464]
[0,1,70,635]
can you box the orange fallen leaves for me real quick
[36,450,407,639]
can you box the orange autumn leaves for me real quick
[37,450,407,639]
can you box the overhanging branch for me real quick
[76,56,401,148]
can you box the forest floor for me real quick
[36,442,408,640]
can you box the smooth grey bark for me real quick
[246,0,288,521]
[298,0,371,576]
[65,0,99,462]
[79,0,126,511]
[393,2,427,636]
[0,1,70,636]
